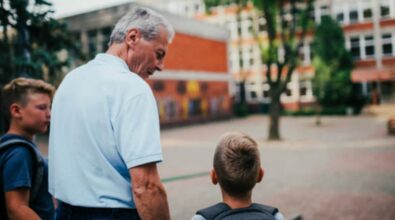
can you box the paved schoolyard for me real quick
[157,115,395,220]
[37,115,395,220]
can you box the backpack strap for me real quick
[197,202,279,220]
[0,137,44,201]
[250,203,279,215]
[196,203,231,220]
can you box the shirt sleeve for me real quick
[114,91,163,169]
[2,146,34,192]
[275,211,286,220]
[191,214,207,220]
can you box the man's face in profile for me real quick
[126,28,169,79]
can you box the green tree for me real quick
[0,0,80,86]
[256,0,313,140]
[205,0,314,140]
[0,0,80,133]
[312,16,362,122]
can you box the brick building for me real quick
[60,2,232,126]
[147,0,395,110]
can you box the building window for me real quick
[238,50,244,69]
[299,81,308,97]
[247,17,254,34]
[382,34,393,56]
[380,2,390,18]
[250,91,257,99]
[364,35,374,58]
[350,36,361,59]
[286,87,292,96]
[363,8,372,20]
[258,15,266,32]
[336,12,344,23]
[249,47,254,66]
[237,18,242,37]
[320,5,330,21]
[176,81,186,94]
[349,9,359,23]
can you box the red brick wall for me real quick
[164,33,228,73]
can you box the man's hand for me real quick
[5,188,41,220]
[130,163,170,220]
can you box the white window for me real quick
[320,5,330,20]
[364,35,375,58]
[246,82,260,103]
[298,42,312,66]
[382,33,393,56]
[350,36,361,59]
[362,1,373,21]
[380,0,391,18]
[349,8,359,23]
[262,83,270,103]
[299,80,312,100]
[315,4,330,23]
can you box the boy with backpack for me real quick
[192,132,285,220]
[0,77,55,220]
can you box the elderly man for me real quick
[49,6,174,220]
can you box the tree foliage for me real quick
[312,16,359,109]
[0,0,80,87]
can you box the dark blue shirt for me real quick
[0,134,54,220]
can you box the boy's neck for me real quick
[222,190,252,209]
[7,124,34,141]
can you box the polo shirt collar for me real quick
[94,53,129,71]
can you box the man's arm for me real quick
[130,162,170,220]
[5,189,41,220]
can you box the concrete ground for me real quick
[157,115,395,220]
[37,114,395,220]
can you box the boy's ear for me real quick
[210,169,218,185]
[125,28,141,49]
[257,167,264,183]
[9,103,22,119]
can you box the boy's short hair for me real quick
[1,77,55,119]
[214,132,260,198]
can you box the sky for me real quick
[49,0,132,18]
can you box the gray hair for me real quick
[109,6,175,45]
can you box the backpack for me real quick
[196,202,279,220]
[0,136,44,201]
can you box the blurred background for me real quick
[1,0,395,219]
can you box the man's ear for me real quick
[257,167,264,183]
[9,103,22,119]
[210,169,218,185]
[125,28,141,48]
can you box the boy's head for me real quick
[1,77,55,134]
[212,132,263,198]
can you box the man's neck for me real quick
[222,191,252,209]
[7,124,33,141]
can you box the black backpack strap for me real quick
[196,203,231,220]
[250,203,279,215]
[0,138,44,201]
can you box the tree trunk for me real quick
[268,93,281,140]
[315,105,322,126]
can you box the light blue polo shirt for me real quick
[49,54,163,208]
